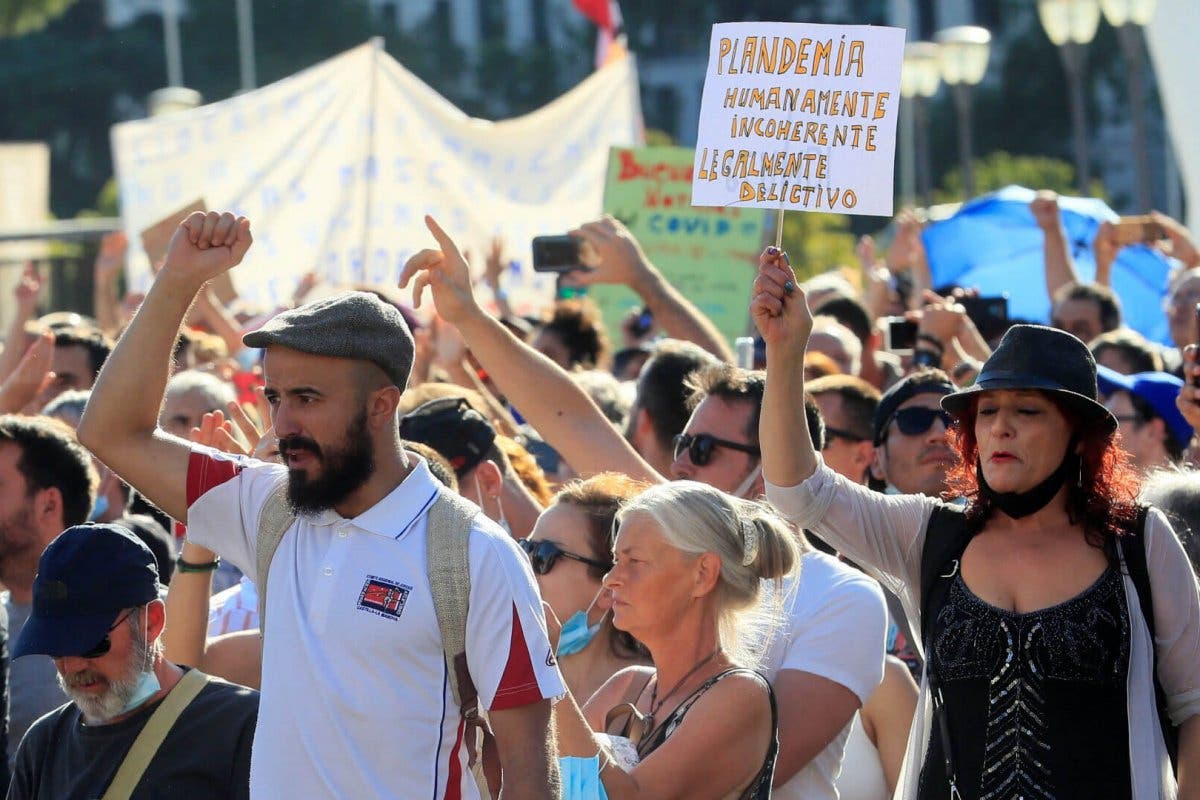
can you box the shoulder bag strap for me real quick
[99,670,210,800]
[254,479,295,634]
[1118,505,1178,769]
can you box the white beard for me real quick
[57,624,150,725]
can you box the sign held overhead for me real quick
[692,22,906,218]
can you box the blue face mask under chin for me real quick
[88,494,109,522]
[557,589,608,658]
[117,612,160,715]
[118,669,161,715]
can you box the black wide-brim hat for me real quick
[941,324,1117,433]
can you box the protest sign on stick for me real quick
[691,22,906,242]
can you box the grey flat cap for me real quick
[243,291,414,387]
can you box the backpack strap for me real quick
[425,490,500,797]
[100,670,210,800]
[1117,504,1179,770]
[426,490,479,712]
[919,503,972,645]
[255,479,295,634]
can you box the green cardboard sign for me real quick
[590,146,767,348]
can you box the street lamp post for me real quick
[1038,0,1102,195]
[1100,0,1158,210]
[902,42,941,208]
[934,26,991,200]
[235,0,258,92]
[162,0,183,87]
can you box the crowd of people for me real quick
[0,192,1195,799]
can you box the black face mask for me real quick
[976,449,1078,519]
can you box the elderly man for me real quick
[8,523,257,798]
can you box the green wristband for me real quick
[176,555,221,573]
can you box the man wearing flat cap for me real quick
[78,211,562,799]
[9,522,256,799]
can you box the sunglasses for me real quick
[79,608,138,659]
[672,433,761,467]
[823,426,869,449]
[518,538,612,575]
[887,407,954,439]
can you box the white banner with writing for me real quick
[691,22,904,217]
[112,42,643,310]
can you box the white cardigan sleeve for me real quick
[1143,507,1200,725]
[764,456,939,608]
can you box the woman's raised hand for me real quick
[750,246,811,355]
[399,215,482,325]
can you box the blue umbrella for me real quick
[922,185,1173,344]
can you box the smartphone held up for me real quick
[1114,215,1166,246]
[532,235,584,272]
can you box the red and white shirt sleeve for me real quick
[183,445,287,582]
[464,520,565,711]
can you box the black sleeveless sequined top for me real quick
[918,566,1132,800]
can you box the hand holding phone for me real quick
[532,235,583,272]
[1114,215,1166,246]
[884,317,918,352]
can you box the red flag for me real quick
[572,0,614,30]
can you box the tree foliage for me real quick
[934,152,1104,204]
[0,0,76,37]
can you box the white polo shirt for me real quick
[185,448,564,799]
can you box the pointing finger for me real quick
[424,216,464,263]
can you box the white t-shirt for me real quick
[207,576,258,637]
[762,551,888,800]
[185,448,564,800]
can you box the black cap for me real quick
[399,397,496,478]
[942,324,1116,433]
[13,523,160,659]
[873,371,956,445]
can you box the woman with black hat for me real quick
[750,246,1200,800]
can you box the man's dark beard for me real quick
[279,410,375,514]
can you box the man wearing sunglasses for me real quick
[670,365,780,498]
[806,375,881,486]
[869,369,958,498]
[10,523,257,799]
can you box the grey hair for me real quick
[41,390,92,428]
[165,369,236,411]
[616,480,799,666]
[1139,467,1200,576]
[569,369,632,429]
[810,315,863,375]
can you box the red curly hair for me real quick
[944,392,1142,545]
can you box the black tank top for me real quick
[638,668,778,800]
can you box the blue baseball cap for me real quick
[1096,366,1193,448]
[12,523,161,659]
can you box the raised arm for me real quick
[77,211,252,522]
[0,263,42,384]
[754,247,818,486]
[1031,191,1080,298]
[93,232,129,336]
[400,216,663,484]
[567,216,735,362]
[754,247,934,596]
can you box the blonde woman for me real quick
[549,480,799,799]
